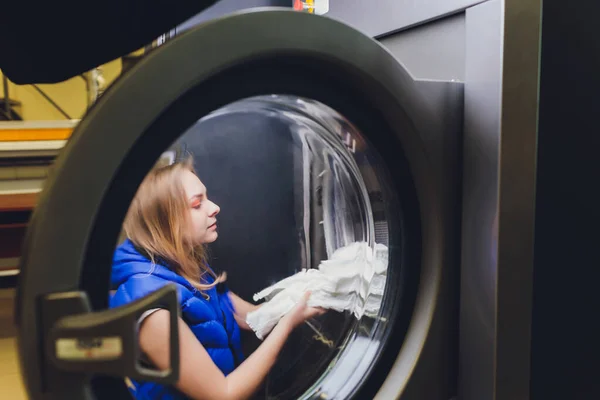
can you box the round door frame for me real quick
[16,9,446,400]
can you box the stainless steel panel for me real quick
[380,13,466,82]
[461,3,502,397]
[461,0,541,399]
[375,79,463,400]
[495,0,540,398]
[326,0,484,38]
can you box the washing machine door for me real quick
[15,8,447,400]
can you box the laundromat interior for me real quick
[0,1,599,399]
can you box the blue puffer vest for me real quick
[110,239,244,400]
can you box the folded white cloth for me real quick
[246,242,388,340]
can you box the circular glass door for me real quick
[162,95,398,399]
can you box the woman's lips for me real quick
[208,222,217,230]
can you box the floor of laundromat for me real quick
[0,288,27,400]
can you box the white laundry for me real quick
[246,242,388,340]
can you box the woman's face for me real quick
[180,169,220,244]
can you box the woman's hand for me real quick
[279,291,326,331]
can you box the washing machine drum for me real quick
[15,9,445,400]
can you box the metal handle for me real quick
[41,284,180,391]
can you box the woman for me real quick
[110,156,323,400]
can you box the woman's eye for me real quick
[191,201,201,209]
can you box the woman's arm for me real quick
[228,292,260,330]
[139,292,322,400]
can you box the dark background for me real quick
[530,1,600,398]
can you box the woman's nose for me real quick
[210,201,220,216]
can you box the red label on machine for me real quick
[292,0,329,15]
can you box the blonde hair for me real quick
[123,155,226,291]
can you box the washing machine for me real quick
[10,1,547,400]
